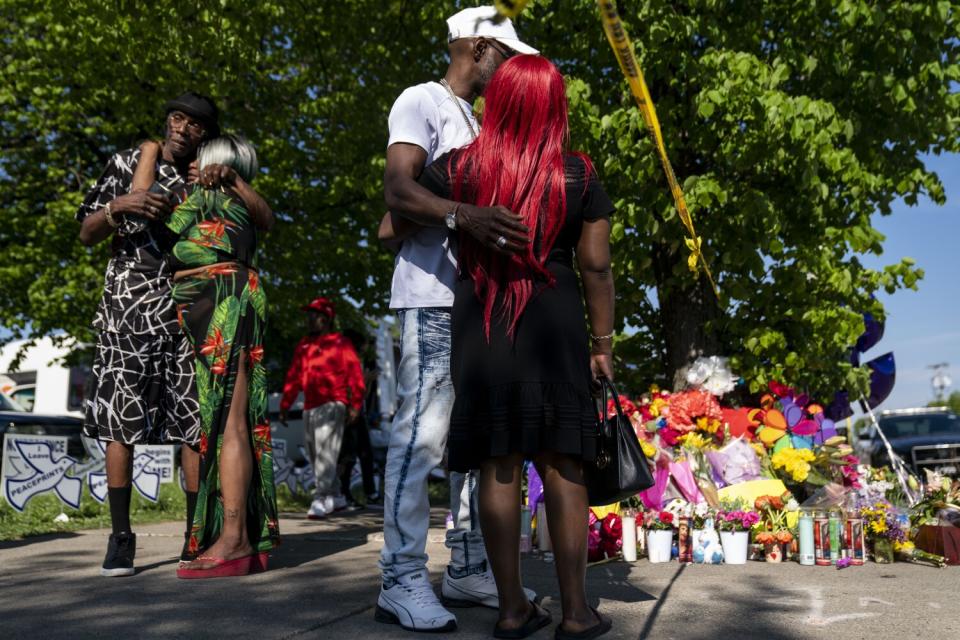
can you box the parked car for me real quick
[0,337,89,418]
[0,390,86,460]
[859,407,960,477]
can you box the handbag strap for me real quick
[598,375,627,423]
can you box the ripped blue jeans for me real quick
[379,307,487,583]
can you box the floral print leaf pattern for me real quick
[173,239,218,265]
[166,194,202,235]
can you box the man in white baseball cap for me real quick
[375,4,538,635]
[446,5,539,56]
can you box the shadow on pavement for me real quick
[0,530,81,550]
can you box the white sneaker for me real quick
[306,497,330,520]
[441,564,537,609]
[332,494,348,512]
[375,570,457,632]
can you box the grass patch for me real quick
[1,470,453,540]
[0,482,187,541]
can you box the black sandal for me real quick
[493,601,552,639]
[554,607,612,640]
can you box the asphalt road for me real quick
[1,509,957,640]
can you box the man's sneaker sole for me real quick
[374,605,457,633]
[100,566,135,577]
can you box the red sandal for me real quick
[250,551,270,573]
[176,554,253,579]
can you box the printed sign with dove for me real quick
[2,434,82,512]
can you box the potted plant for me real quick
[644,510,675,563]
[716,508,759,564]
[754,495,794,563]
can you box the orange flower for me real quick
[205,263,239,277]
[210,358,228,375]
[200,329,225,357]
[197,217,236,238]
[248,271,259,291]
[775,530,794,544]
[248,345,264,364]
[253,423,272,442]
[756,531,775,545]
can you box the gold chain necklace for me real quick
[439,79,478,141]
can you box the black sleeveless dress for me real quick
[418,152,615,472]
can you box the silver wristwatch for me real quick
[444,208,458,231]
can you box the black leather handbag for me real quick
[584,376,655,507]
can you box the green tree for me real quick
[1,1,957,400]
[930,391,960,414]
[0,0,453,382]
[527,0,955,398]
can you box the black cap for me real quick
[164,92,220,138]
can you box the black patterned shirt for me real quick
[76,148,186,335]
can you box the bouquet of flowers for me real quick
[894,540,947,568]
[911,470,960,528]
[587,511,622,562]
[645,510,675,531]
[860,501,906,544]
[685,356,737,396]
[754,495,794,545]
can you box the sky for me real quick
[859,152,960,411]
[1,155,957,411]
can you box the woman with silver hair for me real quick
[133,134,279,578]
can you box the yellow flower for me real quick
[771,448,816,483]
[640,440,657,458]
[681,433,710,449]
[649,384,660,394]
[650,398,666,418]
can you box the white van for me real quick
[0,337,89,417]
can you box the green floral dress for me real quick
[167,187,279,556]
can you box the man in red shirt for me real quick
[280,297,365,518]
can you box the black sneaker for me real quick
[101,532,136,577]
[365,493,384,509]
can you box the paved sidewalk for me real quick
[0,509,957,639]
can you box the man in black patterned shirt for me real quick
[77,92,218,576]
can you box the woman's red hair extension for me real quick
[451,55,592,339]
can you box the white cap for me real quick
[446,6,539,55]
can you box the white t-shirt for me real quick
[387,81,478,309]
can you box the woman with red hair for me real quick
[419,55,615,639]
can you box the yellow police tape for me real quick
[494,0,531,19]
[596,0,719,299]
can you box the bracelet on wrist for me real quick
[104,202,120,228]
[590,332,614,342]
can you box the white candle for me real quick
[622,515,637,561]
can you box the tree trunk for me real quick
[654,243,721,387]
